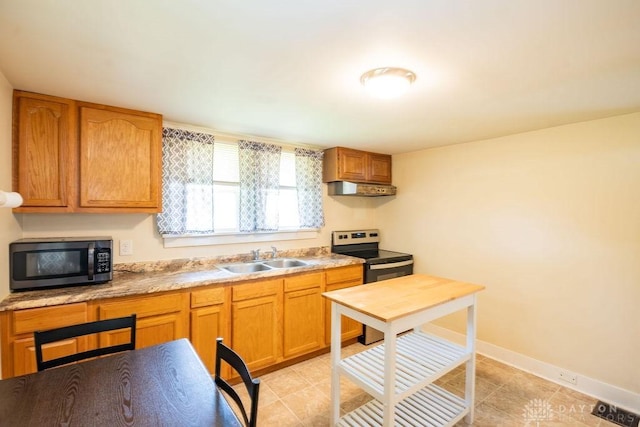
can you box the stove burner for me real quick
[330,229,413,264]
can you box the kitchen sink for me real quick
[262,258,309,268]
[220,262,273,274]
[218,258,309,274]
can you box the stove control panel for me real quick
[332,229,380,246]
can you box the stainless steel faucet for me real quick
[270,246,278,259]
[251,249,260,261]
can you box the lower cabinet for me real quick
[0,303,89,377]
[324,265,364,345]
[190,287,230,375]
[231,272,326,372]
[283,272,324,359]
[0,265,363,379]
[232,278,283,372]
[96,292,189,349]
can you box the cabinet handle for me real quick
[88,242,95,281]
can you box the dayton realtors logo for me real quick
[523,399,596,426]
[523,399,554,426]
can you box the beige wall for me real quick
[377,113,640,394]
[0,71,22,300]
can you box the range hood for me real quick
[327,181,397,197]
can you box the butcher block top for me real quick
[322,274,485,322]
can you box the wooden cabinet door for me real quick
[324,265,364,345]
[190,287,230,374]
[2,303,88,377]
[12,337,38,376]
[324,281,363,345]
[337,148,368,182]
[97,293,189,349]
[284,288,323,358]
[78,106,161,210]
[134,313,186,348]
[367,152,392,184]
[283,273,324,359]
[13,336,85,377]
[192,306,228,374]
[13,92,75,209]
[231,279,282,371]
[232,295,280,371]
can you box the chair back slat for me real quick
[34,314,136,372]
[215,337,260,427]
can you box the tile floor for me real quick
[231,342,615,427]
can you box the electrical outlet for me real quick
[559,370,577,385]
[119,239,133,256]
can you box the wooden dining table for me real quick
[0,338,242,426]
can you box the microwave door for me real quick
[12,245,89,288]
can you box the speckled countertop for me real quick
[0,247,363,312]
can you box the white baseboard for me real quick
[422,324,640,413]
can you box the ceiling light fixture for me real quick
[360,67,416,99]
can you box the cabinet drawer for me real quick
[191,287,225,308]
[99,293,183,319]
[12,303,88,335]
[325,265,363,285]
[284,273,323,292]
[232,279,281,301]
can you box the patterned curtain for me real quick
[157,128,215,235]
[295,148,325,228]
[238,140,282,232]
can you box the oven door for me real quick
[360,259,414,345]
[365,259,413,283]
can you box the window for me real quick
[277,151,300,229]
[211,142,240,232]
[157,128,324,238]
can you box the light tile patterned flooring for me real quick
[232,342,615,427]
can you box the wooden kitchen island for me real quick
[323,274,485,427]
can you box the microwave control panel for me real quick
[96,249,111,273]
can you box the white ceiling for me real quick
[1,0,639,154]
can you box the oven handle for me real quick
[369,259,414,270]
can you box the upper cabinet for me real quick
[12,92,75,209]
[322,147,392,184]
[78,104,161,210]
[12,91,162,213]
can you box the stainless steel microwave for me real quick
[9,237,113,291]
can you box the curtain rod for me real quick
[162,120,324,151]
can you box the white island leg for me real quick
[464,295,477,424]
[382,327,398,426]
[330,301,342,427]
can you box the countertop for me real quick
[322,274,485,322]
[0,248,363,312]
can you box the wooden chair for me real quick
[215,337,260,427]
[34,314,137,372]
